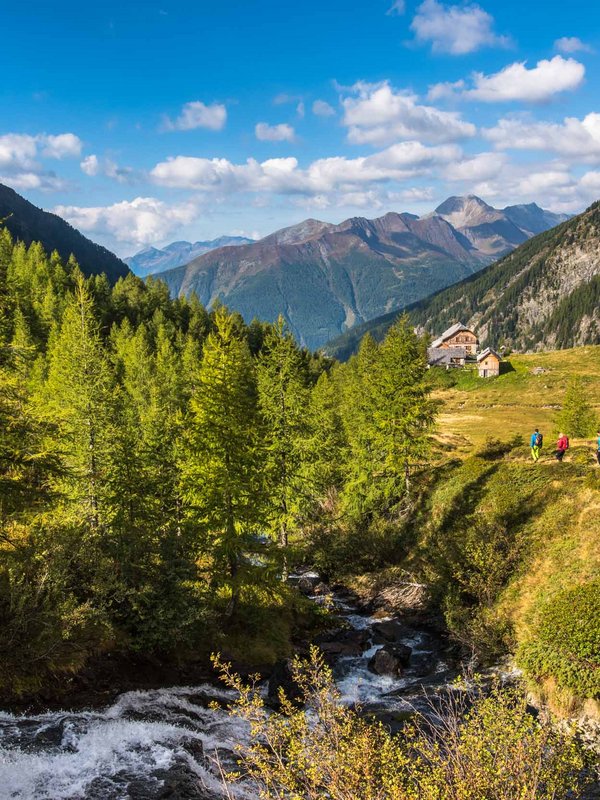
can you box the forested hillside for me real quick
[327,201,600,360]
[0,183,129,283]
[0,226,434,699]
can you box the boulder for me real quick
[368,644,412,676]
[297,575,319,595]
[371,620,410,644]
[268,659,302,706]
[409,651,437,677]
[313,582,331,596]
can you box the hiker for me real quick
[596,430,600,465]
[530,428,543,462]
[555,432,569,462]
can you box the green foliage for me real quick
[218,648,587,800]
[554,376,597,437]
[518,580,600,700]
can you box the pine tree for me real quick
[555,377,597,438]
[180,307,266,618]
[256,316,309,576]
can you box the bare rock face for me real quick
[368,644,412,676]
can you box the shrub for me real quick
[215,648,588,800]
[518,580,600,701]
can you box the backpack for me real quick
[536,432,543,447]
[564,436,570,450]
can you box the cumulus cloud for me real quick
[79,154,138,183]
[555,36,594,54]
[484,113,600,162]
[312,99,336,117]
[80,154,100,176]
[443,151,508,182]
[426,79,466,101]
[410,0,510,55]
[162,100,227,131]
[53,197,199,250]
[465,56,585,102]
[150,141,460,198]
[0,131,81,192]
[341,81,476,146]
[41,133,82,159]
[255,122,296,142]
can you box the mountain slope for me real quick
[125,236,254,276]
[434,195,569,258]
[153,196,569,350]
[155,211,486,350]
[326,201,600,359]
[0,183,128,282]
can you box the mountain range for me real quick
[151,196,569,349]
[125,236,255,276]
[0,182,129,283]
[326,201,599,360]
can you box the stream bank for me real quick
[0,571,467,799]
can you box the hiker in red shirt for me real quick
[555,432,569,462]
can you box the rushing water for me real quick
[0,578,455,799]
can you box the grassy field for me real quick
[433,346,600,455]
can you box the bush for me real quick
[518,579,600,701]
[216,648,588,800]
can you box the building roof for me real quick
[427,346,467,366]
[431,322,474,348]
[477,347,501,362]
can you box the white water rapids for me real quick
[0,584,454,799]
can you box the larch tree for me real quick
[371,316,435,504]
[42,275,113,529]
[256,316,309,577]
[180,307,266,619]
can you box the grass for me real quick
[433,346,600,453]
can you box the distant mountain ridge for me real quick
[0,183,129,283]
[152,196,569,350]
[326,201,599,360]
[125,236,255,276]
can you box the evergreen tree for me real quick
[555,377,597,438]
[180,307,266,618]
[256,316,309,576]
[42,276,113,528]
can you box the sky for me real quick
[2,0,600,257]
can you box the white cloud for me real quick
[0,134,39,171]
[484,113,600,162]
[426,79,466,101]
[53,197,199,250]
[41,133,82,159]
[387,0,405,15]
[0,132,81,192]
[296,102,305,118]
[0,172,69,192]
[255,122,296,142]
[444,151,508,182]
[79,154,137,183]
[312,99,336,117]
[150,141,460,197]
[465,56,585,102]
[410,0,509,55]
[80,154,100,176]
[162,100,227,131]
[555,36,594,54]
[341,81,476,145]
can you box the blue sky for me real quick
[2,0,600,256]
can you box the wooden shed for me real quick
[477,347,501,378]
